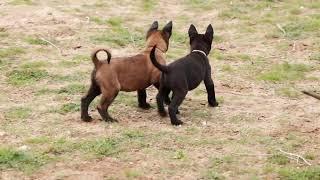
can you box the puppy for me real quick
[150,24,218,125]
[81,21,172,122]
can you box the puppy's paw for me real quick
[176,109,180,114]
[209,101,219,107]
[171,120,183,126]
[158,110,168,117]
[139,103,151,110]
[81,115,93,122]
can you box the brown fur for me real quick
[81,21,172,122]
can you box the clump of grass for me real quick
[0,47,25,59]
[278,167,320,180]
[173,150,186,160]
[24,37,48,45]
[4,107,31,120]
[9,0,34,5]
[80,138,120,156]
[59,55,89,67]
[310,53,320,61]
[282,17,320,39]
[123,130,144,139]
[268,154,289,165]
[0,147,48,173]
[59,103,80,114]
[141,0,157,11]
[58,84,86,94]
[7,68,49,86]
[221,64,233,72]
[276,87,300,98]
[21,61,48,69]
[258,62,311,82]
[0,32,9,38]
[186,0,214,10]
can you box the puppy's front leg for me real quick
[138,89,151,109]
[204,69,219,107]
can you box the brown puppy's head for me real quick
[188,24,214,55]
[146,21,172,52]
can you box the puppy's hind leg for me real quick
[156,86,169,117]
[97,92,118,122]
[168,90,187,126]
[204,69,219,107]
[81,79,101,122]
[138,89,151,109]
[154,82,171,105]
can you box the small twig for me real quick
[302,91,320,100]
[39,37,64,56]
[276,24,286,35]
[279,149,311,166]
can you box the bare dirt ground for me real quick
[0,0,320,179]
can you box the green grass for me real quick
[59,102,80,114]
[0,32,9,38]
[185,0,214,10]
[0,147,48,173]
[125,169,142,179]
[278,167,320,180]
[59,55,89,67]
[276,87,300,98]
[310,53,320,61]
[0,47,25,59]
[141,0,157,11]
[9,0,34,5]
[282,17,320,39]
[58,84,86,94]
[258,62,311,82]
[4,107,31,120]
[7,68,49,86]
[24,37,49,45]
[268,154,289,165]
[20,61,48,69]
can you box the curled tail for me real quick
[302,91,320,100]
[91,48,112,68]
[150,46,169,73]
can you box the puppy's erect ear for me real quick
[188,24,198,38]
[146,21,159,39]
[162,21,173,39]
[205,24,214,43]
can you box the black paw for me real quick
[139,103,151,110]
[209,101,219,107]
[81,115,93,122]
[105,117,118,123]
[159,110,168,117]
[176,110,180,114]
[171,120,183,126]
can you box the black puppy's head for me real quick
[146,21,172,52]
[188,24,214,55]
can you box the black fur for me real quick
[150,24,218,125]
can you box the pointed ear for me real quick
[162,21,172,39]
[205,24,214,42]
[146,21,159,38]
[188,24,198,38]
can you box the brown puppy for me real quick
[81,21,172,122]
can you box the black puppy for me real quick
[150,24,219,125]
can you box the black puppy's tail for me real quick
[150,46,169,73]
[91,48,112,68]
[302,91,320,100]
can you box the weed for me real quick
[124,169,141,179]
[141,0,156,11]
[9,0,34,5]
[276,87,300,98]
[173,150,186,160]
[123,130,144,139]
[81,138,120,156]
[310,53,320,61]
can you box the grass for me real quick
[310,53,320,61]
[7,68,49,86]
[185,0,214,10]
[58,84,86,94]
[9,0,34,5]
[140,0,156,12]
[4,107,31,120]
[24,37,49,45]
[268,154,289,165]
[58,102,80,114]
[0,47,25,59]
[258,62,311,82]
[278,167,320,180]
[0,147,48,173]
[281,17,320,39]
[276,87,300,98]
